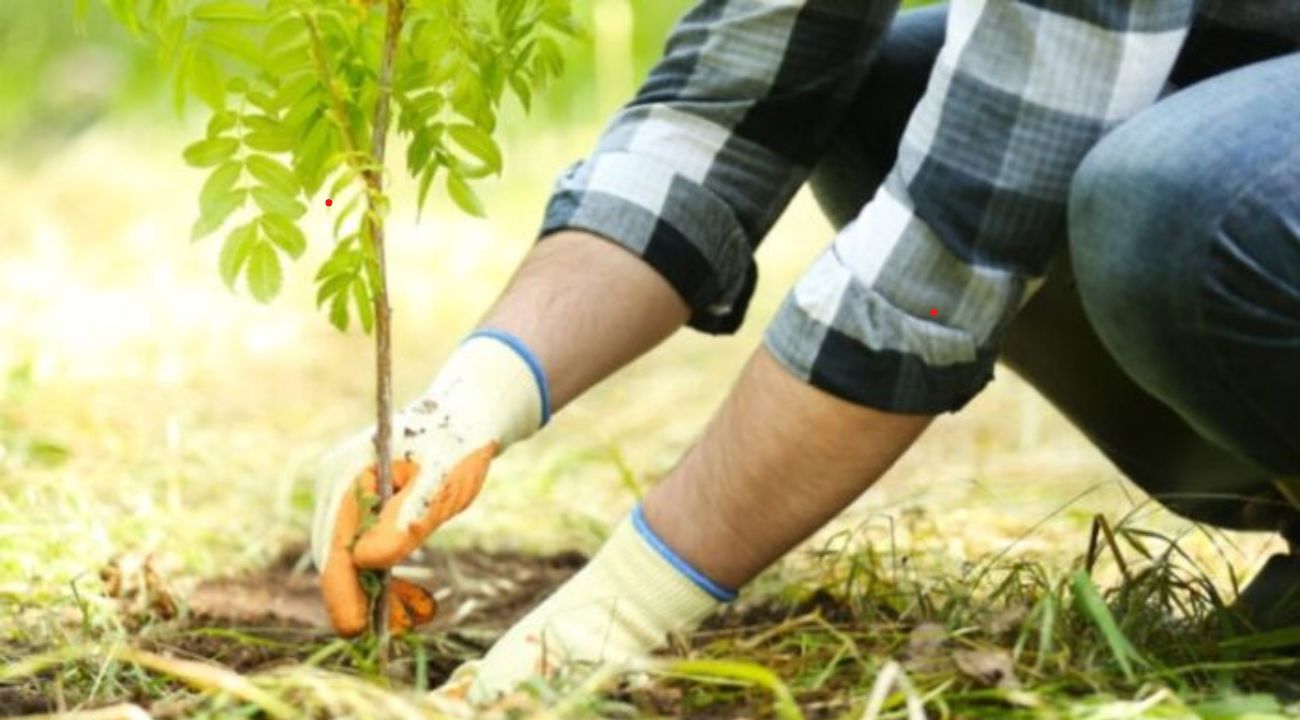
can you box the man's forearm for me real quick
[645,347,932,589]
[476,231,930,589]
[477,230,689,410]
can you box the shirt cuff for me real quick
[539,154,758,335]
[764,284,998,415]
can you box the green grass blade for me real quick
[666,658,805,720]
[1070,569,1147,682]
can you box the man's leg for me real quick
[1069,52,1300,624]
[810,3,1295,540]
[645,349,930,588]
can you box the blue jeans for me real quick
[810,6,1300,540]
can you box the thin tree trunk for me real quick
[366,0,406,674]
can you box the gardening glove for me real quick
[311,330,551,636]
[436,506,736,703]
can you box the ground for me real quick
[1,123,1297,718]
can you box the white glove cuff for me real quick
[418,329,550,448]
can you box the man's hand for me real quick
[437,509,730,703]
[309,331,549,636]
[310,419,498,636]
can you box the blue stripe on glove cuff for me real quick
[631,504,738,602]
[467,328,553,426]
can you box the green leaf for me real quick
[192,188,246,240]
[161,16,190,67]
[415,164,438,218]
[404,91,445,120]
[446,171,485,218]
[328,287,350,331]
[200,25,264,66]
[508,73,531,112]
[315,272,351,308]
[218,222,257,289]
[265,42,314,76]
[246,241,283,303]
[328,164,363,200]
[191,50,225,111]
[332,194,361,238]
[272,73,317,112]
[497,0,526,35]
[182,137,239,168]
[200,161,242,211]
[294,117,334,195]
[352,277,374,334]
[265,16,309,55]
[247,155,300,198]
[539,35,566,73]
[315,243,360,282]
[282,91,322,132]
[206,111,237,139]
[172,42,194,115]
[252,187,306,220]
[406,126,438,176]
[245,90,278,114]
[191,1,261,23]
[243,115,297,153]
[260,213,306,259]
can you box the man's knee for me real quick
[1066,129,1197,393]
[1069,117,1300,476]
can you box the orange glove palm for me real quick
[318,448,496,636]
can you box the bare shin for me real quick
[644,347,932,589]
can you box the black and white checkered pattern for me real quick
[541,0,1300,414]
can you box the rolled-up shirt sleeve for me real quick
[541,0,898,333]
[766,0,1196,413]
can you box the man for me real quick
[312,0,1300,701]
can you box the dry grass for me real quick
[1,122,1294,717]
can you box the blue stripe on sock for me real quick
[631,505,737,602]
[466,328,552,426]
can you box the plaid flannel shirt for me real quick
[540,0,1300,414]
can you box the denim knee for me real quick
[1068,115,1300,474]
[1067,133,1203,402]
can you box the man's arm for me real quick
[478,230,688,410]
[538,0,898,336]
[318,0,897,635]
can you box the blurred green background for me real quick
[0,0,696,152]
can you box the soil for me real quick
[0,545,588,717]
[186,543,587,638]
[174,543,589,679]
[1,547,860,718]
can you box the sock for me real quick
[465,505,735,701]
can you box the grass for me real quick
[2,121,1297,718]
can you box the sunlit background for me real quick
[0,0,1283,633]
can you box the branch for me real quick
[365,0,406,674]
